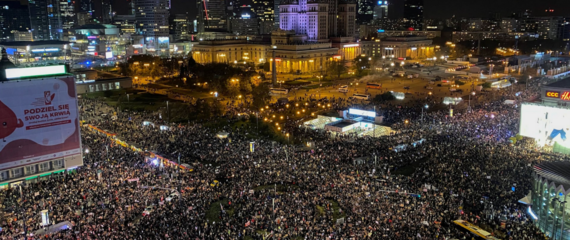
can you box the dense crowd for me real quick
[0,75,563,240]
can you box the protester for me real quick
[0,76,554,240]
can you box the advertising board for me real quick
[348,108,376,118]
[0,77,81,170]
[520,103,570,147]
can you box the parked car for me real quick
[349,94,370,100]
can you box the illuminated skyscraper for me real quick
[196,0,228,32]
[134,0,169,52]
[356,0,374,24]
[279,0,355,40]
[373,0,388,20]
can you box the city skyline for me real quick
[142,0,570,21]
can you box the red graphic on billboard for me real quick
[0,100,24,142]
[0,77,81,170]
[562,92,570,101]
[44,91,55,105]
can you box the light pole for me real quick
[286,133,289,144]
[272,45,277,85]
[554,198,568,240]
[166,100,170,122]
[469,91,475,113]
[421,104,428,122]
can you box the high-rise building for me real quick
[252,0,274,34]
[170,13,191,41]
[60,0,75,30]
[403,0,423,30]
[231,13,259,36]
[29,0,50,40]
[279,0,355,40]
[134,0,170,51]
[356,0,375,24]
[279,0,326,40]
[561,18,570,42]
[372,0,388,20]
[337,2,356,37]
[101,0,113,23]
[273,0,280,29]
[196,0,228,32]
[47,0,63,39]
[76,12,94,26]
[78,0,92,12]
[0,1,31,41]
[113,14,136,34]
[535,17,562,40]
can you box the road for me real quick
[276,68,484,105]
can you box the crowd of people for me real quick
[0,74,564,240]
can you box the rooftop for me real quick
[534,161,570,189]
[329,121,355,128]
[546,77,570,89]
[0,40,69,47]
[75,24,117,29]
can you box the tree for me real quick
[352,56,370,76]
[240,80,253,93]
[328,60,347,78]
[187,55,197,68]
[263,62,270,72]
[373,92,395,102]
[150,64,163,80]
[251,83,271,109]
[226,81,241,98]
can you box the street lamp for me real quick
[286,133,290,143]
[469,91,475,112]
[553,198,568,240]
[421,104,428,122]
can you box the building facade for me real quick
[191,30,339,74]
[192,39,267,64]
[374,36,434,59]
[113,15,136,34]
[0,1,31,41]
[170,14,191,41]
[13,31,33,41]
[60,0,75,30]
[279,0,356,41]
[231,17,260,36]
[252,0,274,34]
[134,0,170,54]
[0,41,70,66]
[531,161,570,240]
[337,2,356,37]
[29,0,50,40]
[372,0,388,20]
[356,0,375,24]
[196,0,228,32]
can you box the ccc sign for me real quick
[546,91,560,98]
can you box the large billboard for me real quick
[0,77,81,170]
[520,103,570,148]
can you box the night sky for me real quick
[112,0,570,22]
